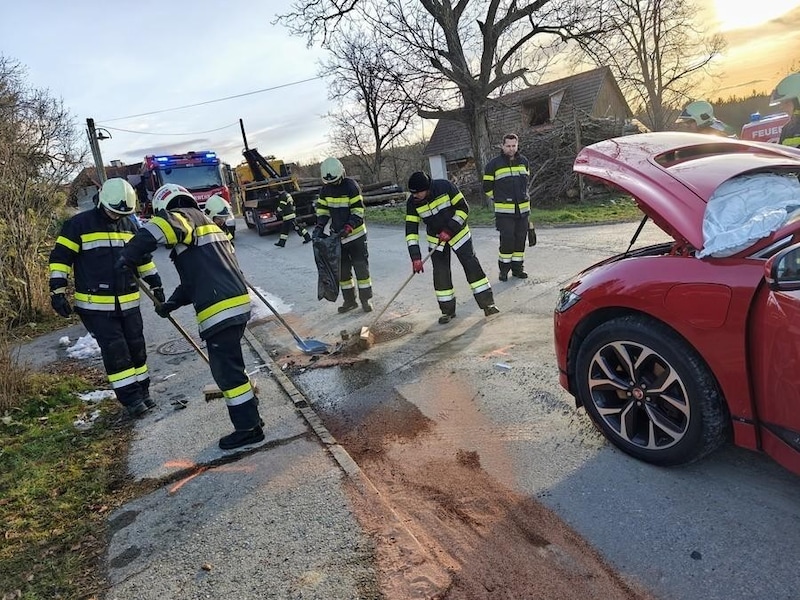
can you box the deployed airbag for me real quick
[698,173,800,258]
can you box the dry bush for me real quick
[0,326,32,411]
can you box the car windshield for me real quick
[159,165,221,191]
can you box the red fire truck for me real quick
[138,150,238,218]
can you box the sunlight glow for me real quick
[712,0,800,31]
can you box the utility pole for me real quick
[86,118,107,184]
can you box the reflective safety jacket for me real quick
[316,177,366,244]
[121,207,250,340]
[405,178,471,260]
[780,112,800,148]
[276,192,297,221]
[483,151,530,217]
[48,207,161,315]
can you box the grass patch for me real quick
[366,195,642,227]
[0,362,139,600]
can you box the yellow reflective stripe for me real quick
[137,261,157,275]
[471,279,492,294]
[406,214,421,223]
[436,289,455,301]
[56,235,80,252]
[323,196,355,207]
[49,262,71,275]
[485,190,494,198]
[340,278,355,289]
[82,231,132,243]
[150,216,178,246]
[406,233,420,244]
[483,174,494,181]
[108,367,137,384]
[195,224,218,236]
[196,294,250,323]
[782,136,800,148]
[223,381,252,399]
[172,212,194,244]
[449,191,464,206]
[357,277,371,288]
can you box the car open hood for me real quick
[574,132,800,249]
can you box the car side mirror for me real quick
[765,242,800,291]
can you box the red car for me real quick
[554,132,800,476]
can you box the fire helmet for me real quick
[769,73,800,108]
[676,101,715,127]
[407,171,431,193]
[152,183,198,213]
[98,178,137,215]
[320,157,345,184]
[204,194,232,220]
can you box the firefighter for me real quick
[313,157,373,313]
[483,132,531,281]
[116,184,264,451]
[675,100,737,137]
[48,178,164,417]
[406,171,499,324]
[274,190,312,247]
[770,72,800,148]
[204,194,235,242]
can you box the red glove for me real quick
[412,259,424,274]
[437,230,452,243]
[339,224,354,238]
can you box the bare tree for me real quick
[572,0,725,131]
[323,28,419,183]
[279,0,603,185]
[0,55,86,325]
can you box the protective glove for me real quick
[151,286,166,304]
[114,254,137,272]
[437,230,452,243]
[50,292,72,318]
[412,259,425,274]
[339,224,354,238]
[155,300,179,319]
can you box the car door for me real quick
[749,244,800,471]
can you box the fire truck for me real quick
[137,150,238,218]
[740,112,791,143]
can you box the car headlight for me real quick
[555,289,581,313]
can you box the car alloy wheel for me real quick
[574,316,729,466]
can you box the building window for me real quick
[526,97,551,127]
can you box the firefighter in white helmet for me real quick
[273,190,312,247]
[204,194,236,242]
[116,183,264,450]
[48,178,164,417]
[675,100,736,137]
[770,72,800,148]
[314,157,373,312]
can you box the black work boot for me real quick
[484,305,500,316]
[512,270,528,279]
[438,312,456,324]
[219,426,265,450]
[361,299,373,313]
[126,402,149,418]
[499,271,509,282]
[143,396,157,410]
[338,289,358,313]
[274,238,286,248]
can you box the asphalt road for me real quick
[232,218,800,600]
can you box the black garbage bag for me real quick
[313,234,341,302]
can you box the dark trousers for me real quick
[206,323,260,431]
[340,236,372,303]
[80,310,148,409]
[430,238,494,315]
[278,217,309,241]
[496,215,527,274]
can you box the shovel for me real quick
[358,243,440,349]
[245,281,329,355]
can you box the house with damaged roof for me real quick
[424,66,636,200]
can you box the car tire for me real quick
[574,315,730,466]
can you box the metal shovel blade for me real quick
[296,338,330,355]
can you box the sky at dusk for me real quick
[1,0,798,170]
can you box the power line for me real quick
[100,76,323,122]
[98,122,239,136]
